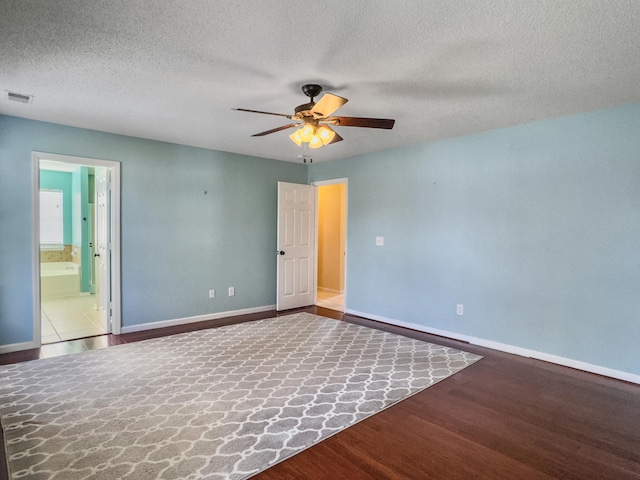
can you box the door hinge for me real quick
[107,302,113,330]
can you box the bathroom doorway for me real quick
[314,179,347,312]
[34,152,121,345]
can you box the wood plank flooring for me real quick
[1,307,639,479]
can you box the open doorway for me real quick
[314,179,347,312]
[33,152,121,346]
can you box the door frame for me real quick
[32,151,122,346]
[311,178,348,309]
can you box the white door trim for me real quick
[311,178,348,311]
[32,151,122,348]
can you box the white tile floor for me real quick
[41,295,107,344]
[316,290,345,312]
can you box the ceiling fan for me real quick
[234,84,395,149]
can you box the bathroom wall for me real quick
[39,168,86,273]
[40,246,74,263]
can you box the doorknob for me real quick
[94,253,100,257]
[276,250,285,256]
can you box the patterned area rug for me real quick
[0,313,481,479]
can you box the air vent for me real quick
[5,90,34,104]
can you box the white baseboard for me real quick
[345,309,640,385]
[120,305,276,334]
[318,287,343,294]
[0,340,40,355]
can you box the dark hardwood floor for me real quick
[1,307,639,479]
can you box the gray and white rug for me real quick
[0,312,481,479]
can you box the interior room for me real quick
[39,160,108,343]
[1,2,639,479]
[316,182,346,311]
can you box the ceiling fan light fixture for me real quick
[298,124,316,143]
[317,125,336,145]
[309,135,323,149]
[289,129,303,146]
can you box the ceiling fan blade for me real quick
[251,124,298,137]
[234,108,293,119]
[310,93,348,118]
[328,131,343,144]
[328,116,395,129]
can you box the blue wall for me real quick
[309,102,640,376]
[2,103,639,378]
[39,170,73,244]
[0,115,307,344]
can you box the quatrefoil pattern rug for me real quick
[0,313,481,479]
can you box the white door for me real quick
[277,182,316,310]
[94,167,111,331]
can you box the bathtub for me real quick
[40,262,80,298]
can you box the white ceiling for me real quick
[1,1,639,163]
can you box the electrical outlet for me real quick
[456,304,464,316]
[209,289,215,298]
[375,236,384,246]
[228,287,235,297]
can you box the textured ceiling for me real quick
[1,1,639,163]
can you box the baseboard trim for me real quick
[345,309,640,385]
[120,305,276,334]
[318,287,343,295]
[0,340,40,355]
